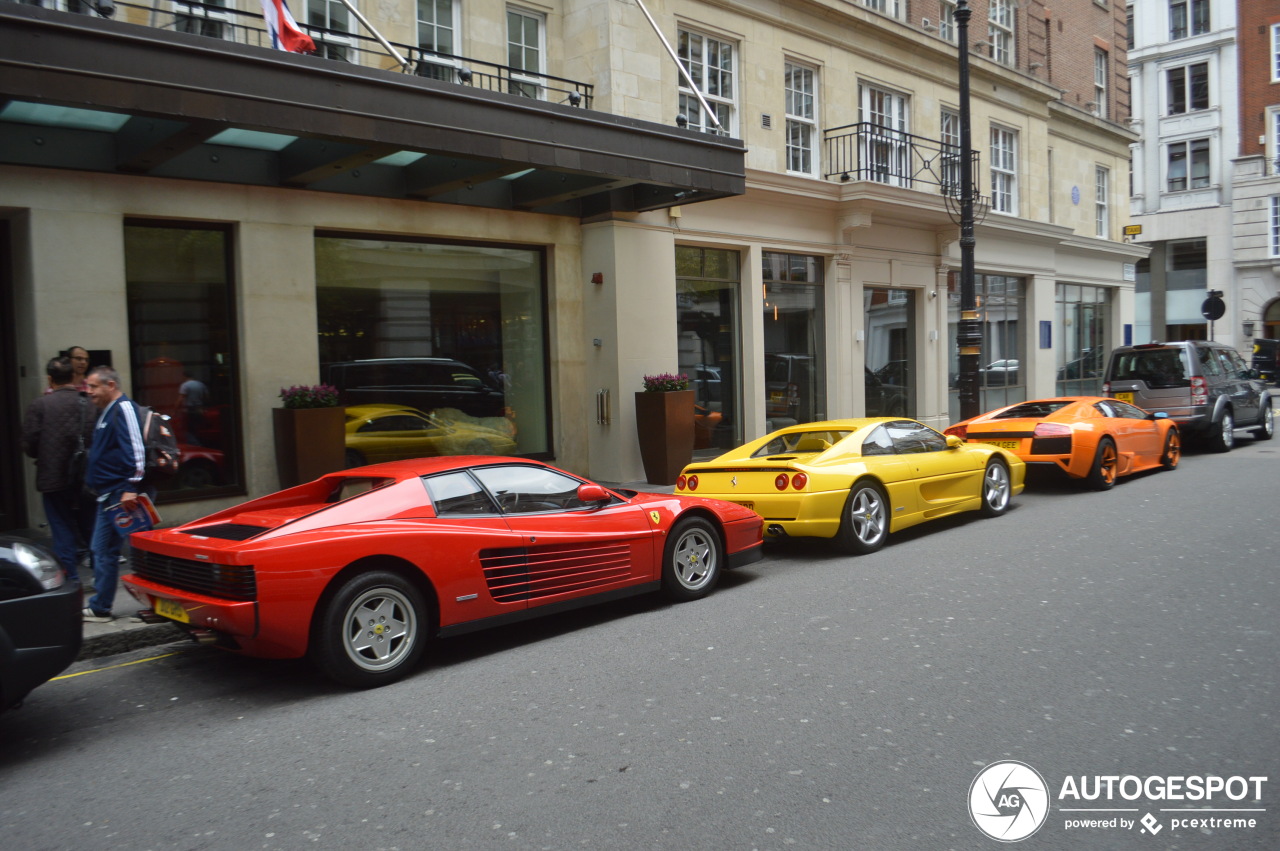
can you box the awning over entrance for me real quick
[0,5,745,216]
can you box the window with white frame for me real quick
[1166,138,1210,191]
[860,85,910,186]
[1272,24,1280,82]
[988,0,1014,65]
[990,126,1018,214]
[307,0,355,61]
[1094,49,1108,118]
[1271,108,1280,175]
[678,29,736,136]
[1166,62,1208,114]
[1271,197,1280,257]
[1169,0,1208,40]
[862,0,902,19]
[507,7,545,99]
[939,0,957,42]
[174,0,234,40]
[941,108,963,195]
[417,0,460,81]
[785,62,818,176]
[1095,166,1109,237]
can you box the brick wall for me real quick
[1238,0,1280,157]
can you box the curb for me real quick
[79,622,190,661]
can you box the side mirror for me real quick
[1151,411,1169,420]
[577,483,611,504]
[945,434,964,449]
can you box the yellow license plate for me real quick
[984,440,1020,450]
[153,597,190,624]
[734,501,755,510]
[1114,392,1134,403]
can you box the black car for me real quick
[322,358,506,419]
[0,536,82,712]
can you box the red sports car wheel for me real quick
[312,571,429,688]
[661,517,722,601]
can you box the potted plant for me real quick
[273,384,345,488]
[635,372,695,485]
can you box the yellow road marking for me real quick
[52,650,186,681]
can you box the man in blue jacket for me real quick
[83,366,149,622]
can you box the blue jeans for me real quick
[42,488,94,581]
[87,490,150,616]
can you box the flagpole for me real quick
[332,0,410,70]
[631,0,722,130]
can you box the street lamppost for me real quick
[955,0,983,420]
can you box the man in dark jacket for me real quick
[21,356,95,581]
[83,366,149,622]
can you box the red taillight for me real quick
[944,424,967,439]
[676,475,687,490]
[791,472,808,490]
[774,473,789,491]
[1033,422,1072,437]
[1191,376,1207,405]
[686,475,698,491]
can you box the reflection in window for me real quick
[124,223,242,502]
[1055,284,1111,396]
[316,236,547,458]
[763,252,824,429]
[677,247,741,455]
[425,471,497,515]
[947,273,1025,420]
[474,465,591,513]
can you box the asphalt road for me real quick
[3,437,1278,850]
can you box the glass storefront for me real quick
[124,223,242,501]
[1055,283,1111,396]
[762,252,825,429]
[314,236,548,462]
[676,246,741,455]
[865,287,914,418]
[947,272,1026,420]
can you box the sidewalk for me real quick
[33,479,677,662]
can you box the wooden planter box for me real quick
[273,406,346,489]
[634,390,695,485]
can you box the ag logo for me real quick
[968,761,1050,842]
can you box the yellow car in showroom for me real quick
[675,418,1024,554]
[345,404,517,467]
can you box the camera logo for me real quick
[969,761,1050,842]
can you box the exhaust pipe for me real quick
[188,628,219,646]
[766,524,788,537]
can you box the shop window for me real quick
[315,236,547,463]
[124,223,243,502]
[677,247,741,455]
[1055,283,1111,396]
[763,253,825,429]
[948,273,1026,420]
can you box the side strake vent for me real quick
[481,542,632,603]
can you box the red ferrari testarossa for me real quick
[123,458,763,687]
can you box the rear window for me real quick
[993,401,1074,419]
[1108,348,1190,388]
[752,429,851,457]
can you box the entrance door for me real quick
[864,287,915,418]
[676,247,741,456]
[0,220,26,531]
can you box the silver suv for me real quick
[1103,341,1274,452]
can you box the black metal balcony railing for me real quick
[91,0,593,109]
[823,122,980,197]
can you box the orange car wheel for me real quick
[1086,438,1118,490]
[1161,429,1181,470]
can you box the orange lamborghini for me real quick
[944,397,1180,490]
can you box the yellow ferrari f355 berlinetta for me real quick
[675,418,1025,554]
